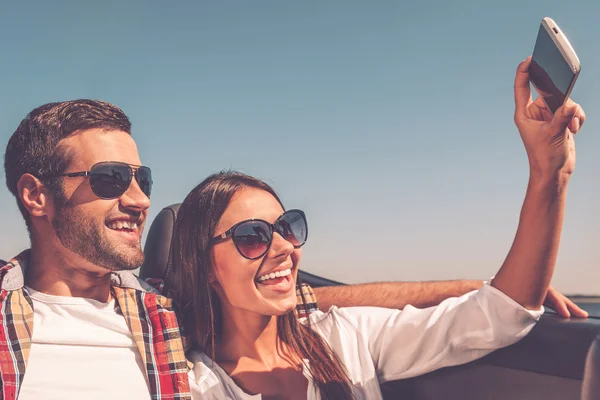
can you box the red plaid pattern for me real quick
[0,251,319,399]
[0,251,191,399]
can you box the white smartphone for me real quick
[529,17,581,114]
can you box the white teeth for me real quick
[108,221,138,231]
[258,268,292,282]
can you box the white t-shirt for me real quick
[188,284,544,399]
[18,287,151,400]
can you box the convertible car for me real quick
[140,204,600,400]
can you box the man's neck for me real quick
[26,242,113,303]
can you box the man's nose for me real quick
[119,178,151,211]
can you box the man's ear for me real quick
[17,174,51,218]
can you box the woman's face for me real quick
[209,187,302,317]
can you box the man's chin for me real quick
[97,249,144,272]
[113,254,144,271]
[111,263,140,272]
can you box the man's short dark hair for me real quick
[4,99,132,227]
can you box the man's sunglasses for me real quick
[210,209,308,260]
[46,161,152,200]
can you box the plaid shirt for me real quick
[0,250,319,399]
[0,250,191,400]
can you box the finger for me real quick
[532,96,554,121]
[544,288,571,318]
[549,295,571,318]
[578,106,586,127]
[567,104,585,133]
[565,297,589,318]
[533,96,549,110]
[568,117,580,133]
[514,57,533,116]
[549,102,578,134]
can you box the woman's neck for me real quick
[213,305,309,399]
[216,305,285,367]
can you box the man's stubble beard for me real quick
[52,194,144,271]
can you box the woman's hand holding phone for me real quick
[515,56,585,180]
[488,57,586,311]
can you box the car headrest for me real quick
[139,203,181,280]
[582,332,600,400]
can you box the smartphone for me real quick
[529,17,581,114]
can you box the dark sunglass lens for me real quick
[277,210,307,247]
[136,166,153,197]
[89,163,131,199]
[233,221,271,259]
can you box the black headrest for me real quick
[582,333,600,400]
[140,203,181,281]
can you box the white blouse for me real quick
[188,284,544,399]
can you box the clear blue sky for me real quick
[0,1,598,294]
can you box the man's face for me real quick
[48,129,150,272]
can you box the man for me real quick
[1,100,188,399]
[0,91,586,398]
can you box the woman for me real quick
[169,57,585,399]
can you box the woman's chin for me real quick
[263,297,298,316]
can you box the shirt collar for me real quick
[0,249,156,293]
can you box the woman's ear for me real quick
[17,174,51,219]
[207,252,225,297]
[208,270,226,299]
[208,270,220,288]
[207,253,220,287]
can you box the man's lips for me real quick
[106,214,143,229]
[107,220,139,230]
[106,219,143,241]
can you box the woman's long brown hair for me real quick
[167,171,354,399]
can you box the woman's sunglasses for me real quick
[46,161,152,200]
[210,209,308,260]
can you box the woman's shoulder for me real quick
[187,351,240,398]
[188,351,221,384]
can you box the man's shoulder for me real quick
[110,271,165,296]
[0,250,30,292]
[0,257,17,277]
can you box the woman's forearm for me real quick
[491,173,569,309]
